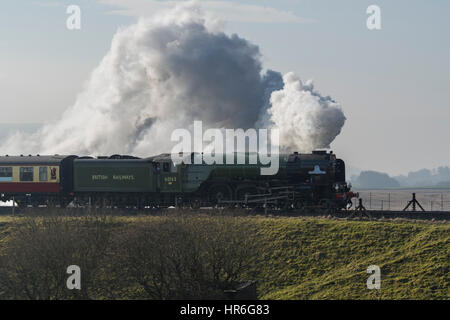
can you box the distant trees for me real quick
[353,171,400,189]
[395,166,450,187]
[351,166,450,188]
[395,169,433,187]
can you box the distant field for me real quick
[353,188,450,211]
[0,213,448,299]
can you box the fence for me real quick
[352,190,450,211]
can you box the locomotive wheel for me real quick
[59,199,70,209]
[293,200,306,214]
[190,198,201,210]
[235,185,258,207]
[208,184,232,207]
[319,199,335,215]
[278,199,291,211]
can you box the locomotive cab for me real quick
[149,154,181,193]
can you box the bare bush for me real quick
[0,214,111,299]
[110,216,258,299]
[0,214,257,300]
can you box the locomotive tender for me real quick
[0,151,356,211]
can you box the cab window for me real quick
[20,167,34,182]
[39,167,48,182]
[163,162,170,173]
[0,167,12,181]
[153,162,161,173]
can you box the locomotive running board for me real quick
[218,195,290,204]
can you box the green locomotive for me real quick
[69,150,356,211]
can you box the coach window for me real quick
[0,167,13,182]
[39,167,48,182]
[20,167,34,182]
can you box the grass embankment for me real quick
[248,217,449,299]
[0,214,448,299]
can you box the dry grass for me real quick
[0,211,448,299]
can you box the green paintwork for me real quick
[182,164,215,192]
[73,160,155,192]
[71,152,334,195]
[159,172,181,192]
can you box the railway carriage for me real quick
[0,155,75,207]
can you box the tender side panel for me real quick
[73,160,154,192]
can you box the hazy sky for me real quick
[0,0,449,176]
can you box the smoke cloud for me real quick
[267,72,346,152]
[1,3,345,156]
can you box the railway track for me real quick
[334,210,450,221]
[1,206,449,221]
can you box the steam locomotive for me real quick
[0,151,357,212]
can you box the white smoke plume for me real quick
[267,72,346,152]
[1,3,345,156]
